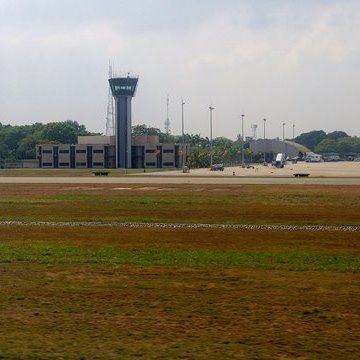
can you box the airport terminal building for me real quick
[37,135,189,169]
[36,74,189,169]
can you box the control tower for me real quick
[109,75,139,168]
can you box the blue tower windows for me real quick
[113,85,136,93]
[109,77,138,97]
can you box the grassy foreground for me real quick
[0,183,360,225]
[0,184,360,359]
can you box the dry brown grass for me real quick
[1,260,359,359]
[0,183,360,225]
[0,184,360,359]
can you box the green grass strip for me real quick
[0,244,359,272]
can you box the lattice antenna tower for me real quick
[106,64,115,136]
[164,95,171,135]
[251,124,258,139]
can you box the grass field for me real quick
[0,184,360,359]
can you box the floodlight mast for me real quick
[181,99,185,169]
[282,122,286,141]
[209,105,214,167]
[241,114,245,165]
[263,118,267,164]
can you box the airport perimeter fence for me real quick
[0,160,39,169]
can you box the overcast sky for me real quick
[1,0,359,140]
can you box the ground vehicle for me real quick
[305,152,322,162]
[324,154,340,162]
[210,164,224,171]
[274,153,286,168]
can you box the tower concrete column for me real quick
[109,76,138,169]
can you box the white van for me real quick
[275,153,286,168]
[305,153,322,162]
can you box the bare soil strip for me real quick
[1,220,359,232]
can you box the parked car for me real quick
[210,164,224,171]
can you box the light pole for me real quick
[263,118,266,164]
[282,122,286,141]
[241,114,245,165]
[181,99,185,169]
[209,105,214,167]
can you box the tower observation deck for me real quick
[109,76,139,168]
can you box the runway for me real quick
[1,162,360,185]
[0,176,360,185]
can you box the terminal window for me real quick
[76,150,87,154]
[145,162,156,166]
[163,162,174,166]
[163,149,174,153]
[93,149,104,154]
[146,149,156,153]
[42,162,53,166]
[42,150,53,154]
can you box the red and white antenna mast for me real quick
[106,64,115,136]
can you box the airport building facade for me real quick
[36,75,190,169]
[36,135,189,169]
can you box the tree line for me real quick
[133,124,259,167]
[0,121,359,166]
[0,120,96,161]
[0,121,250,167]
[294,130,360,155]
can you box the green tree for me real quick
[326,131,349,141]
[0,126,28,159]
[315,136,360,155]
[16,132,44,159]
[336,137,359,154]
[186,134,207,146]
[42,122,78,144]
[64,120,92,136]
[0,142,8,161]
[315,139,338,153]
[295,130,327,151]
[0,121,94,160]
[132,124,161,137]
[159,132,177,143]
[212,137,234,148]
[189,146,209,168]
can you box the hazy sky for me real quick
[1,0,359,140]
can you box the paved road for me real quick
[0,176,360,185]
